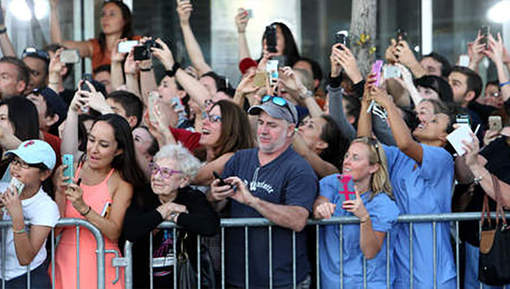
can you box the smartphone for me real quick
[456,114,471,128]
[60,49,80,64]
[265,24,277,53]
[253,71,268,87]
[458,54,470,67]
[213,171,228,187]
[337,174,356,201]
[80,73,93,92]
[8,177,24,195]
[272,55,287,67]
[0,2,4,26]
[383,65,401,79]
[148,91,159,124]
[371,60,384,87]
[396,28,407,42]
[246,9,253,18]
[118,40,139,53]
[266,59,279,85]
[488,116,502,132]
[480,25,489,49]
[101,202,112,217]
[62,154,74,184]
[335,30,349,49]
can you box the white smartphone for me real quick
[383,65,401,79]
[266,60,279,85]
[458,54,470,67]
[148,91,159,124]
[8,177,25,195]
[118,40,139,53]
[60,49,80,64]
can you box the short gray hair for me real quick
[153,144,202,179]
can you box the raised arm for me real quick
[235,8,251,61]
[151,39,211,111]
[176,0,212,76]
[61,86,93,159]
[485,33,510,103]
[369,84,423,163]
[0,13,16,57]
[356,81,373,138]
[110,39,127,91]
[50,0,92,58]
[394,40,426,79]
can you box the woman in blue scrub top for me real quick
[313,136,399,289]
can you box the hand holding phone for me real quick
[488,116,502,132]
[480,25,490,49]
[62,154,74,184]
[213,171,237,192]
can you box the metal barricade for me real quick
[121,212,510,289]
[0,218,106,289]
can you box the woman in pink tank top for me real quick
[53,112,145,289]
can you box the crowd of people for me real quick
[0,0,507,288]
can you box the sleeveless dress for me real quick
[52,163,125,289]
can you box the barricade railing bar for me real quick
[0,218,105,289]
[4,213,502,289]
[119,212,510,289]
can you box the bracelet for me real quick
[80,205,91,217]
[359,215,370,223]
[473,170,490,185]
[0,27,7,35]
[12,227,25,234]
[140,66,153,72]
[499,81,510,88]
[165,62,181,77]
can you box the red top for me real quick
[89,36,142,71]
[42,131,62,168]
[170,127,202,152]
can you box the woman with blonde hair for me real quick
[313,136,399,289]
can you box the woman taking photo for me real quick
[0,140,59,288]
[50,0,137,70]
[313,137,399,288]
[123,144,220,289]
[53,107,145,288]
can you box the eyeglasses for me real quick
[261,95,296,124]
[204,113,222,123]
[22,47,50,63]
[11,158,45,170]
[149,162,182,179]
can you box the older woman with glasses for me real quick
[313,137,399,289]
[123,144,220,289]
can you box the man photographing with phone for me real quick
[209,98,317,289]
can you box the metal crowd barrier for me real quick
[14,213,502,289]
[0,218,106,289]
[120,212,510,289]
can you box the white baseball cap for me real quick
[5,139,56,170]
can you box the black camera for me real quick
[264,24,277,53]
[335,30,350,50]
[80,73,93,92]
[133,40,162,61]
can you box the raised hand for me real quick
[176,0,193,25]
[235,8,250,33]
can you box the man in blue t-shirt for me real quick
[358,82,457,289]
[209,96,318,289]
